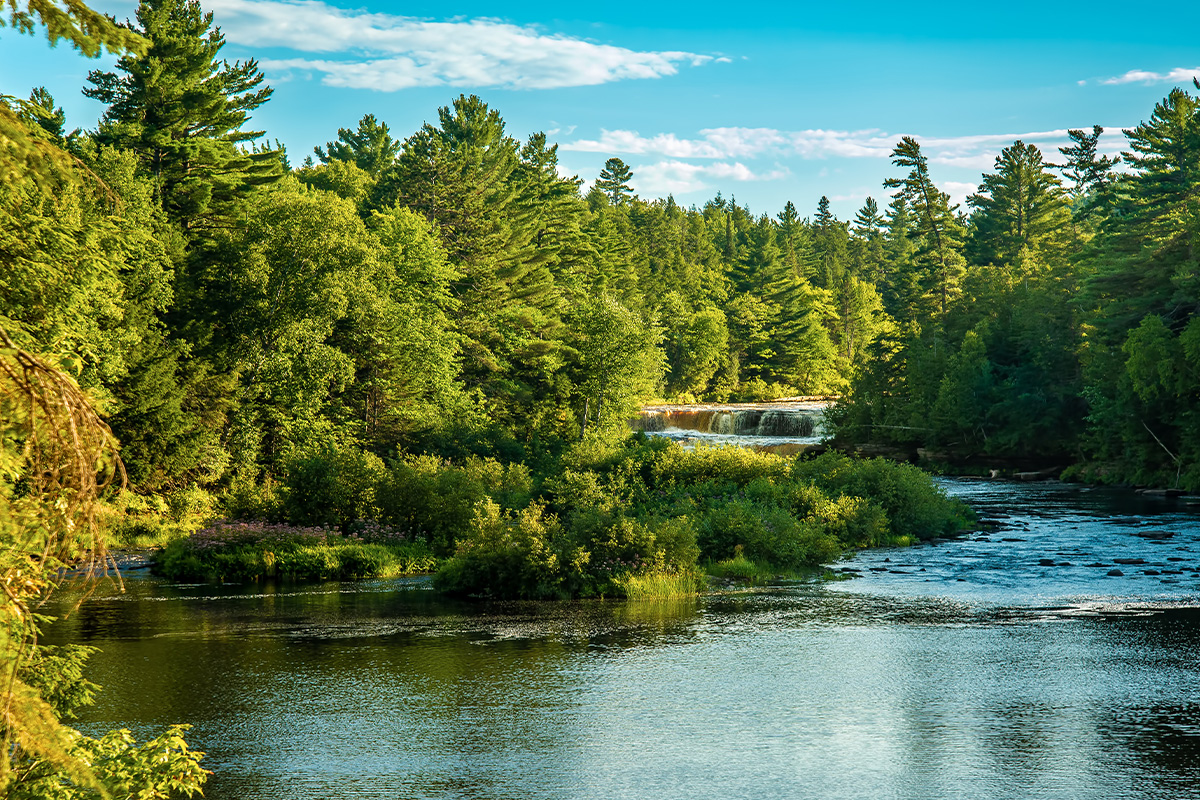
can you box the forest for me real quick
[7,0,1200,499]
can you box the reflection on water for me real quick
[45,479,1200,800]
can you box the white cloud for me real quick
[633,161,790,195]
[562,126,1087,166]
[564,125,1135,189]
[204,0,714,90]
[1102,67,1200,86]
[939,181,978,208]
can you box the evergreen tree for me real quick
[595,157,634,204]
[84,0,280,232]
[884,137,965,318]
[966,140,1071,267]
[314,113,401,177]
[17,86,67,140]
[1056,125,1120,223]
[777,200,818,283]
[812,196,850,287]
[852,196,886,283]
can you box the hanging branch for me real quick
[1141,420,1182,489]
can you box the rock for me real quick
[1143,570,1161,576]
[1038,559,1057,567]
[1085,563,1109,568]
[1002,538,1027,542]
[1107,569,1125,576]
[1134,531,1174,540]
[1113,558,1147,565]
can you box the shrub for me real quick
[707,551,775,583]
[376,455,488,555]
[434,500,583,599]
[283,443,386,527]
[792,452,972,541]
[650,443,790,489]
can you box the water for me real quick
[46,479,1200,800]
[634,401,829,454]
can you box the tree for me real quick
[568,295,663,438]
[884,137,965,318]
[967,140,1071,266]
[0,329,208,797]
[812,196,850,288]
[2,0,145,56]
[15,87,67,140]
[1056,125,1120,223]
[595,157,634,205]
[314,114,401,177]
[207,178,381,468]
[852,196,886,283]
[84,0,280,231]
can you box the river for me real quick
[46,479,1200,800]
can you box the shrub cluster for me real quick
[434,434,972,599]
[151,436,970,595]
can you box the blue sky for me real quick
[3,0,1199,219]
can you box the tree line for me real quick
[5,0,1200,502]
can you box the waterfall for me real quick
[633,406,820,438]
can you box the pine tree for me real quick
[966,141,1071,267]
[1056,125,1120,223]
[595,157,634,204]
[84,0,280,232]
[314,114,401,177]
[812,196,849,288]
[852,196,886,283]
[884,137,965,318]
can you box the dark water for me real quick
[46,480,1200,800]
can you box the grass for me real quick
[152,519,438,582]
[705,553,777,584]
[613,569,701,599]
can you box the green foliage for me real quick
[153,519,438,581]
[283,442,386,527]
[2,0,146,57]
[314,113,401,177]
[792,451,972,541]
[434,500,576,599]
[0,330,207,797]
[84,0,279,231]
[613,570,699,599]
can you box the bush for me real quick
[650,443,790,489]
[283,443,386,527]
[433,500,581,599]
[792,452,972,541]
[377,455,489,555]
